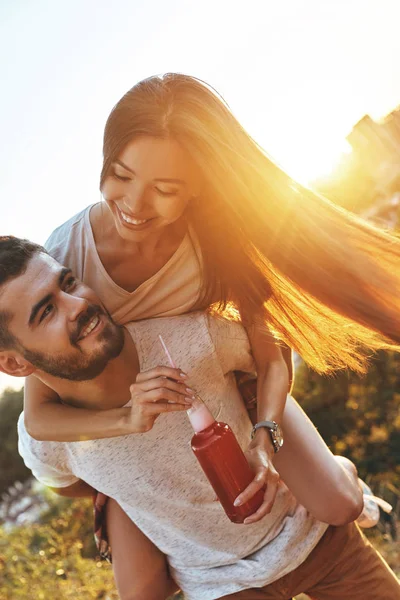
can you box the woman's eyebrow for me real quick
[114,159,135,173]
[154,177,185,185]
[114,160,186,185]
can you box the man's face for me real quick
[0,253,124,380]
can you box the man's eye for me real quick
[39,305,53,323]
[64,277,76,290]
[155,188,178,197]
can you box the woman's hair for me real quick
[100,73,400,374]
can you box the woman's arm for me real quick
[24,367,193,442]
[235,327,290,523]
[236,329,362,526]
[24,376,134,441]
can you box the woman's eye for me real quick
[39,305,53,323]
[155,188,178,197]
[113,173,131,182]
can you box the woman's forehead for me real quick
[116,136,196,180]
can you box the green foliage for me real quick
[293,350,400,487]
[0,497,118,599]
[0,387,30,496]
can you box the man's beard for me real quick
[21,305,125,381]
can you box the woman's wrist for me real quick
[249,427,275,457]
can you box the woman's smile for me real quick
[116,205,156,231]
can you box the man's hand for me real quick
[127,366,195,433]
[234,428,280,524]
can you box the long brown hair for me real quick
[100,73,400,373]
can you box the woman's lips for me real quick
[118,207,154,228]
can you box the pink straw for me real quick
[159,334,177,368]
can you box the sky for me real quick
[1,0,400,392]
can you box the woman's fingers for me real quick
[243,479,279,524]
[136,366,187,383]
[147,402,191,415]
[145,387,194,406]
[138,377,195,399]
[233,465,280,524]
[234,473,266,508]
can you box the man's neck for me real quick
[36,328,138,410]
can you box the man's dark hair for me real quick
[0,236,47,350]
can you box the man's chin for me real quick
[22,324,125,382]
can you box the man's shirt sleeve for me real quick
[17,412,79,488]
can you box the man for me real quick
[1,236,399,600]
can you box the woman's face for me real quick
[101,136,200,243]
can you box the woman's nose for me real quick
[124,183,146,214]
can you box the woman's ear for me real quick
[0,351,35,377]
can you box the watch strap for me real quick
[251,420,276,438]
[251,420,281,453]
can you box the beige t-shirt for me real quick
[44,203,294,389]
[44,203,202,324]
[18,312,327,600]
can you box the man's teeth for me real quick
[120,211,148,225]
[80,315,100,339]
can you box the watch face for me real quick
[273,423,284,448]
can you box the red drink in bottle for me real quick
[188,399,264,523]
[158,335,263,524]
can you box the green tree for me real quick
[0,387,30,496]
[293,350,400,487]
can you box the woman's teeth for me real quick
[120,210,149,225]
[80,315,100,339]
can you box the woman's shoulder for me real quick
[45,204,94,251]
[44,204,98,274]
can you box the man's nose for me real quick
[61,293,90,321]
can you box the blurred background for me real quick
[1,0,399,597]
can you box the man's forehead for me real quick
[0,252,64,307]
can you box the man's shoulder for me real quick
[17,411,64,458]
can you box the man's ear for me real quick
[0,351,35,377]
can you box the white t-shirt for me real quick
[18,312,327,600]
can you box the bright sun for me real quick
[282,139,353,186]
[241,90,356,187]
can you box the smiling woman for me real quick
[100,136,199,244]
[11,72,400,600]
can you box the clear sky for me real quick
[1,0,400,392]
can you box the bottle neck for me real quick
[187,397,215,433]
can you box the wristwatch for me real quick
[251,420,284,453]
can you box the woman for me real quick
[23,73,400,597]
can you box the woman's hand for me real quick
[234,428,280,524]
[127,366,195,434]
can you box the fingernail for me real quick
[180,372,187,379]
[185,396,195,403]
[185,387,195,394]
[234,498,242,507]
